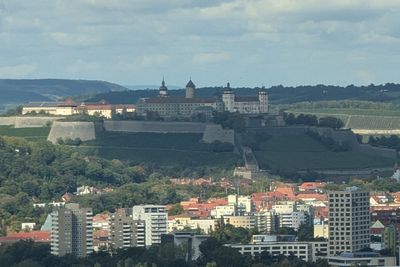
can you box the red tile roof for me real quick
[0,231,51,244]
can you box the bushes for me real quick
[306,130,350,152]
[284,113,344,129]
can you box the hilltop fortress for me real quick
[136,80,269,118]
[22,80,269,119]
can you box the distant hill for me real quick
[0,79,127,106]
[83,83,400,105]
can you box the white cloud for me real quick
[0,64,37,78]
[49,32,103,46]
[192,52,231,65]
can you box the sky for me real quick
[0,0,400,88]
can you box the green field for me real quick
[81,132,239,168]
[0,126,50,140]
[254,134,395,172]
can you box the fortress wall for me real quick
[358,144,397,159]
[104,121,207,133]
[47,121,96,144]
[202,124,235,144]
[14,116,64,128]
[0,116,64,127]
[0,117,16,126]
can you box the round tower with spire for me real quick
[159,78,168,97]
[185,79,195,98]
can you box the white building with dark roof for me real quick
[136,80,269,118]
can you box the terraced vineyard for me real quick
[254,134,395,172]
[288,109,400,131]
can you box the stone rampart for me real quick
[104,121,207,133]
[47,121,96,144]
[0,116,63,127]
[202,124,235,144]
[15,116,63,128]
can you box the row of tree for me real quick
[0,239,329,267]
[284,113,344,129]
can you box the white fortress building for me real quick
[222,83,269,114]
[136,80,269,118]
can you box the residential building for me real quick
[224,216,255,229]
[211,205,235,218]
[255,211,277,234]
[132,205,167,246]
[109,208,145,249]
[382,225,397,256]
[272,201,313,230]
[313,220,329,239]
[328,187,370,256]
[171,232,209,261]
[50,203,93,257]
[0,231,51,246]
[227,195,254,215]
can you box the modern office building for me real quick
[328,187,370,256]
[50,203,93,257]
[227,241,328,262]
[109,208,145,249]
[132,205,167,246]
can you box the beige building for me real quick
[168,217,216,234]
[328,187,370,256]
[224,216,255,229]
[22,100,77,116]
[314,221,329,239]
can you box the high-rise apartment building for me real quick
[132,205,167,246]
[50,203,93,257]
[328,187,370,256]
[109,208,145,249]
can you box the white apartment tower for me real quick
[328,187,370,256]
[132,205,167,246]
[51,203,93,257]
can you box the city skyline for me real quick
[1,0,400,87]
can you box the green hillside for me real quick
[254,134,395,172]
[0,79,127,106]
[0,126,50,140]
[81,132,239,169]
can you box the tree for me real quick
[168,204,184,216]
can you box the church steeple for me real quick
[159,77,168,97]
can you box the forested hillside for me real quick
[0,79,127,105]
[0,136,230,234]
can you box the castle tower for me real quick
[258,86,268,113]
[159,78,168,97]
[185,79,195,98]
[222,82,235,112]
